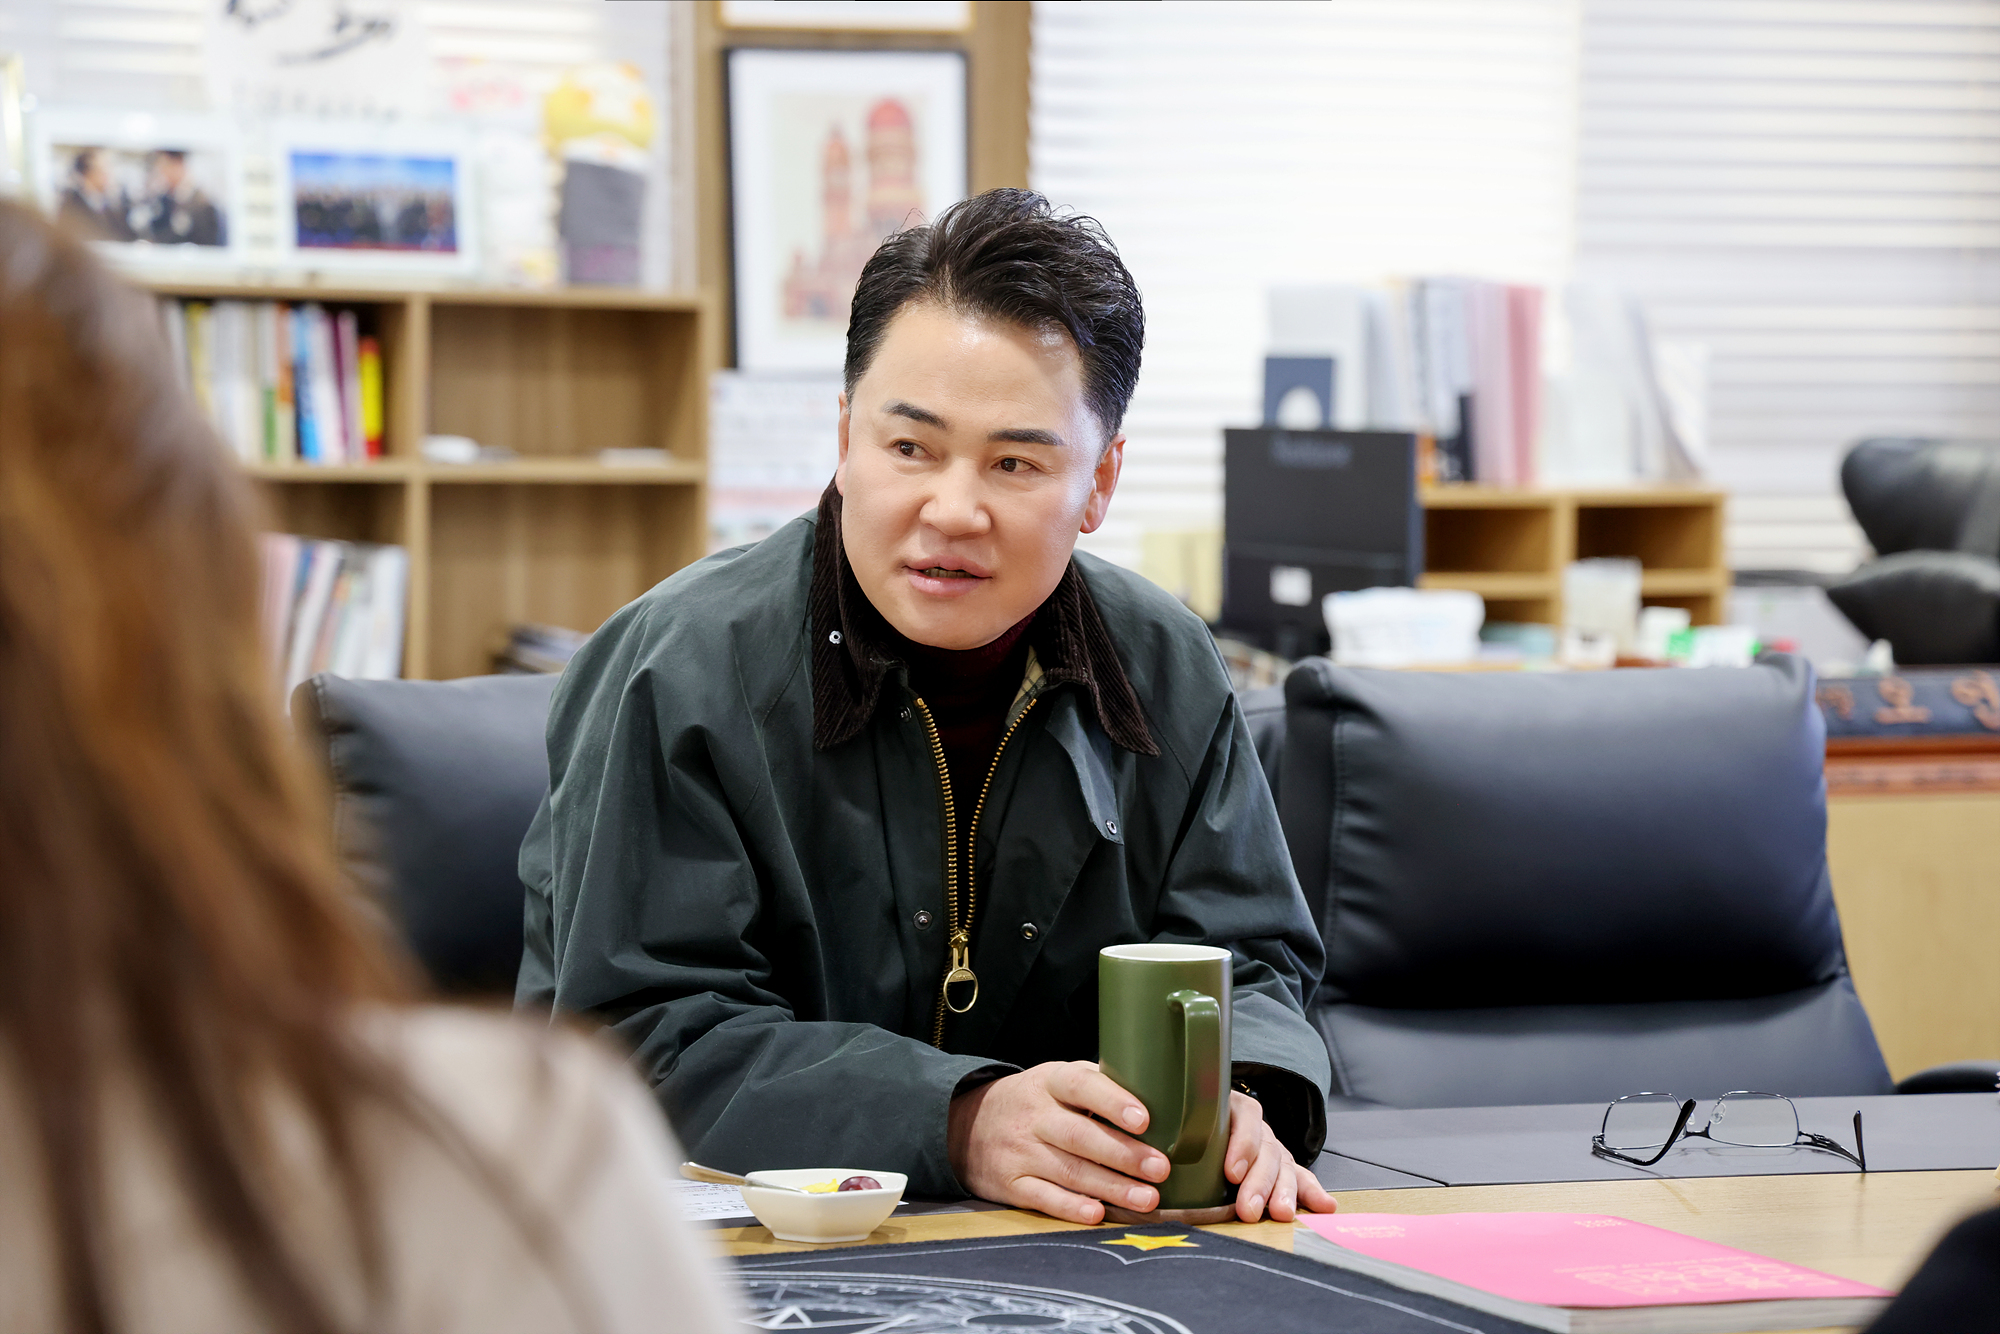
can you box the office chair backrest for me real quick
[293,672,558,994]
[1831,437,2000,665]
[1842,436,2000,560]
[1269,654,1894,1107]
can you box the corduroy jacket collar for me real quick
[810,483,1158,756]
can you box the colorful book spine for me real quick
[292,305,319,463]
[273,303,297,463]
[183,301,213,421]
[358,336,384,458]
[261,535,411,698]
[306,306,345,466]
[336,309,364,461]
[157,297,384,467]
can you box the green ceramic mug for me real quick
[1098,943,1232,1210]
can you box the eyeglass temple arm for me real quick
[1605,1098,1698,1167]
[1853,1111,1865,1172]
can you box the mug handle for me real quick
[1163,989,1221,1164]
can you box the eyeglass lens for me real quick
[1704,1092,1799,1148]
[1599,1093,1685,1151]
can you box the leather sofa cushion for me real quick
[1825,550,2000,666]
[1317,977,1892,1107]
[294,672,557,993]
[1238,683,1287,804]
[1281,654,1845,1010]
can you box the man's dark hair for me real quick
[844,187,1144,441]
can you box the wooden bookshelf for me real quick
[145,279,712,680]
[1418,484,1730,627]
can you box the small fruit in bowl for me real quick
[737,1169,909,1244]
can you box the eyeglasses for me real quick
[1591,1091,1866,1172]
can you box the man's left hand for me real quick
[1224,1090,1337,1222]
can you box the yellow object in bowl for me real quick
[804,1180,839,1194]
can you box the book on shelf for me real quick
[1266,277,1694,488]
[259,533,409,697]
[1293,1212,1890,1334]
[160,298,384,467]
[1271,277,1544,486]
[495,623,589,675]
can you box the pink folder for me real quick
[1299,1212,1890,1309]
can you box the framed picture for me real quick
[727,47,967,371]
[0,55,26,199]
[719,1,971,32]
[30,108,242,268]
[271,120,477,276]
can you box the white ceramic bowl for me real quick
[739,1168,907,1243]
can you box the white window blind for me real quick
[1032,0,1576,576]
[1031,0,1583,573]
[1575,0,2000,574]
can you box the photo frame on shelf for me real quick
[719,1,971,32]
[29,107,243,268]
[0,54,26,199]
[271,119,477,276]
[726,47,967,372]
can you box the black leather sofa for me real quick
[1827,437,2000,665]
[296,661,1995,1100]
[293,672,557,994]
[1247,654,1994,1104]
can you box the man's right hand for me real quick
[946,1061,1171,1223]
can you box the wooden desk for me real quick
[717,1170,1997,1333]
[1826,782,2000,1081]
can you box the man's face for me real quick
[836,301,1123,650]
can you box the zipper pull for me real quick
[943,928,978,1014]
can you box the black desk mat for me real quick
[733,1226,1539,1333]
[1315,1093,2000,1188]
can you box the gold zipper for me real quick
[918,694,1040,1048]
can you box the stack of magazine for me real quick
[495,623,589,675]
[160,299,384,465]
[260,534,408,698]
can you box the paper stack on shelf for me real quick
[259,534,408,698]
[1541,285,1702,486]
[1266,279,1689,488]
[1270,278,1545,485]
[708,370,841,553]
[161,299,384,466]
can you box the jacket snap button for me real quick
[1020,922,1038,941]
[1105,819,1118,836]
[829,630,843,645]
[913,909,934,930]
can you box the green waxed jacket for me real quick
[516,494,1332,1197]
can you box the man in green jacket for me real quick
[518,188,1334,1224]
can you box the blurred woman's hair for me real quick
[0,200,440,1334]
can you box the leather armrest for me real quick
[1895,1060,2000,1095]
[1826,551,2000,665]
[1323,1094,1388,1114]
